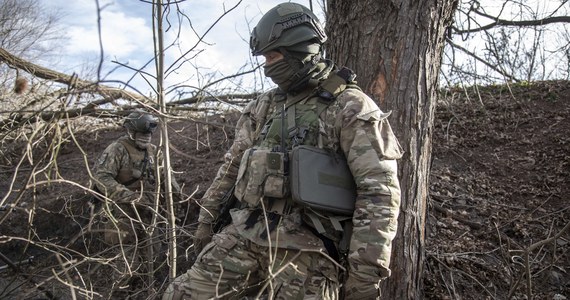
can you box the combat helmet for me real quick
[250,3,327,56]
[123,111,158,134]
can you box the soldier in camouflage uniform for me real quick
[163,3,402,299]
[94,111,179,292]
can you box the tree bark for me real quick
[326,0,458,298]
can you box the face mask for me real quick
[264,59,298,92]
[134,132,152,149]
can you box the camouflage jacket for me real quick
[199,73,403,280]
[94,136,179,201]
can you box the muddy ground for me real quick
[0,81,568,299]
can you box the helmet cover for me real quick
[123,111,158,134]
[250,3,327,56]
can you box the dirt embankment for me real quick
[0,81,568,299]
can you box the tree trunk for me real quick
[326,0,458,298]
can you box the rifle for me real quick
[212,186,237,233]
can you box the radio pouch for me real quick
[290,145,356,215]
[235,149,290,206]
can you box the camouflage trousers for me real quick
[162,224,340,300]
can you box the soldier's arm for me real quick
[337,89,403,281]
[94,142,132,199]
[197,98,263,224]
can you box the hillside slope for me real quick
[0,81,568,299]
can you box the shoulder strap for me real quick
[317,67,360,102]
[285,67,361,148]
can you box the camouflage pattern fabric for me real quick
[93,136,176,290]
[166,63,402,299]
[162,224,339,300]
[94,136,157,197]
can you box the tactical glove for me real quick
[193,222,213,255]
[343,265,388,300]
[114,190,140,204]
[343,275,382,299]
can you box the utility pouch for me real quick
[235,148,262,206]
[290,146,356,215]
[235,149,290,205]
[264,152,290,198]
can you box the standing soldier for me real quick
[93,110,180,294]
[164,2,403,299]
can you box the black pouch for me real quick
[290,146,356,215]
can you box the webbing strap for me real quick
[284,67,358,149]
[318,73,347,99]
[303,218,340,262]
[287,105,296,136]
[338,221,353,254]
[307,212,327,234]
[329,216,351,232]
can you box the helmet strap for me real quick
[126,128,136,140]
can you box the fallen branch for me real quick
[431,200,483,230]
[0,47,147,103]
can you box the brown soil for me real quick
[0,81,568,299]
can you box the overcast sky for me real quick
[39,0,324,97]
[37,0,567,95]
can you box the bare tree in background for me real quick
[444,0,570,85]
[0,0,61,58]
[0,0,63,101]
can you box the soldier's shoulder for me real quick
[243,88,281,116]
[336,87,374,104]
[256,88,282,105]
[336,87,383,115]
[259,87,283,100]
[103,137,129,154]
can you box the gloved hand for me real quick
[343,265,388,300]
[115,190,140,204]
[193,222,213,255]
[120,191,156,205]
[343,274,382,299]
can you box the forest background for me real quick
[0,0,568,299]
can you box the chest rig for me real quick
[234,68,359,217]
[117,137,156,191]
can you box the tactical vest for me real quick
[234,67,359,217]
[116,137,156,191]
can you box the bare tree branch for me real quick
[454,13,570,35]
[445,37,520,82]
[0,47,148,103]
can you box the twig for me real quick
[430,254,497,299]
[431,201,483,230]
[0,251,56,299]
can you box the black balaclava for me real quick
[263,42,328,93]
